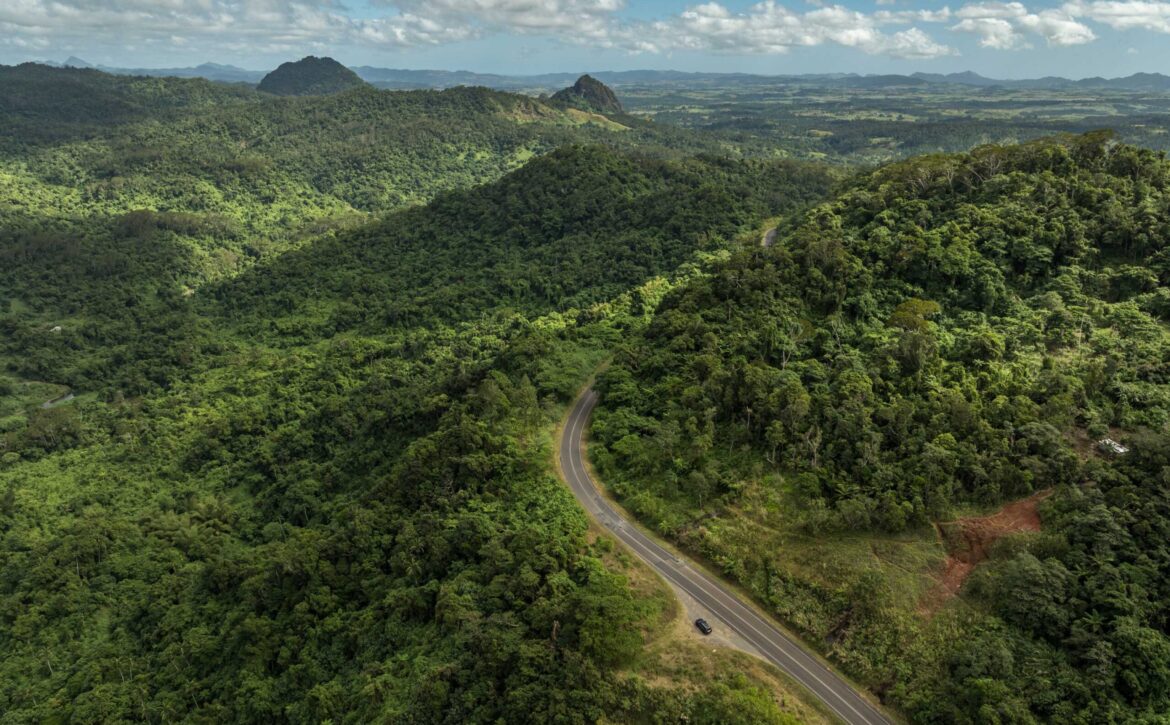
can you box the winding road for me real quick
[558,388,892,725]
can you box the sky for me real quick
[1,0,1168,78]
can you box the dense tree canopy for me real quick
[7,62,1170,723]
[0,65,810,414]
[256,56,368,96]
[593,133,1170,721]
[0,110,832,721]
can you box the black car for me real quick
[694,618,713,635]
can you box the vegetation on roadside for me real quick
[593,133,1170,722]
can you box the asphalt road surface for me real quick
[559,388,892,725]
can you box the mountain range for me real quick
[27,58,1170,92]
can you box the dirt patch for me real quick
[1068,426,1128,461]
[919,489,1051,615]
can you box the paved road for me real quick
[559,388,892,725]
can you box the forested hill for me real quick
[593,133,1170,722]
[551,75,624,114]
[0,140,835,722]
[0,66,753,404]
[257,56,367,96]
[0,63,256,145]
[211,145,837,341]
[14,56,1170,723]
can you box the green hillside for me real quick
[551,75,624,114]
[0,66,754,411]
[213,146,835,339]
[0,63,732,292]
[0,140,837,722]
[0,63,256,146]
[592,133,1170,721]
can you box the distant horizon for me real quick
[15,56,1170,84]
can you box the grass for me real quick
[564,108,630,132]
[553,371,837,723]
[596,440,946,700]
[587,525,837,725]
[714,475,945,614]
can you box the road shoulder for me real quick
[554,380,849,724]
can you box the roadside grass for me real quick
[596,441,948,699]
[551,363,838,724]
[586,521,837,725]
[707,475,945,616]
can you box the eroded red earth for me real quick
[920,489,1051,615]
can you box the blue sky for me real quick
[1,0,1167,78]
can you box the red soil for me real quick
[919,489,1051,615]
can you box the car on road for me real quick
[694,618,713,635]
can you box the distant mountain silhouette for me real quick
[911,70,1170,91]
[550,75,623,114]
[1086,72,1170,91]
[11,59,1170,96]
[257,56,367,96]
[911,71,1000,86]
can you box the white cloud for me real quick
[0,0,478,54]
[1063,0,1170,32]
[881,27,961,56]
[952,1,1095,46]
[1017,8,1097,44]
[876,8,954,23]
[630,1,957,58]
[953,16,1027,47]
[0,0,959,60]
[387,0,622,40]
[956,1,1029,18]
[7,0,1154,63]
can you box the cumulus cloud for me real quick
[9,0,1164,63]
[1063,0,1170,32]
[0,0,476,54]
[876,8,955,23]
[1017,8,1097,43]
[952,17,1026,47]
[952,1,1095,47]
[0,0,968,60]
[392,0,622,32]
[628,1,957,58]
